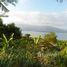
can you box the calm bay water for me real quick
[22,31,67,40]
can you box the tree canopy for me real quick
[0,18,22,39]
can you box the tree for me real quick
[7,23,22,39]
[0,0,18,12]
[0,0,18,17]
[25,34,31,39]
[0,0,63,13]
[44,32,57,44]
[0,18,3,26]
[0,18,22,39]
[57,0,63,3]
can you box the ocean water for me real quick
[22,31,67,40]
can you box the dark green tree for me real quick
[0,18,3,26]
[25,34,31,39]
[7,23,22,39]
[0,18,22,39]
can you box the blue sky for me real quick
[2,0,67,30]
[10,0,67,12]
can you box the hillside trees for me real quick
[0,18,22,39]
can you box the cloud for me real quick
[3,10,67,30]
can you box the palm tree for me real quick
[0,0,17,12]
[0,0,63,13]
[0,0,17,17]
[57,0,63,3]
[0,0,63,17]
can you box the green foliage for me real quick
[44,32,57,44]
[55,47,67,67]
[0,32,67,67]
[31,35,41,54]
[7,23,22,39]
[24,34,31,39]
[32,34,41,45]
[2,33,14,52]
[0,18,22,39]
[0,18,3,26]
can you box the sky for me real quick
[2,0,67,30]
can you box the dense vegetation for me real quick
[0,18,22,39]
[0,19,67,67]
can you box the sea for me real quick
[22,31,67,40]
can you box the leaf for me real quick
[32,34,41,45]
[2,34,8,51]
[8,33,14,42]
[35,35,41,44]
[32,35,36,42]
[3,34,8,44]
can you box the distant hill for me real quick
[16,24,67,33]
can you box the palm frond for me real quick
[0,2,9,12]
[57,0,63,3]
[1,0,18,5]
[0,0,17,12]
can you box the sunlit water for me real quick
[22,31,67,40]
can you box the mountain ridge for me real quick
[16,24,67,33]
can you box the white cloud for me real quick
[2,10,67,30]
